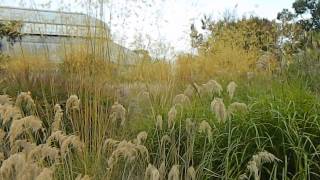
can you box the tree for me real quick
[190,16,278,54]
[277,9,304,53]
[277,1,320,51]
[277,9,295,23]
[289,0,320,31]
[0,21,23,45]
[0,21,23,70]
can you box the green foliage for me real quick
[293,0,320,31]
[191,16,278,54]
[0,21,23,45]
[278,0,320,32]
[141,77,320,179]
[287,44,320,92]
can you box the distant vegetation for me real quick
[0,0,320,180]
[0,21,22,44]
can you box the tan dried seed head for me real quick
[211,98,227,123]
[227,81,237,99]
[168,165,179,180]
[168,106,177,129]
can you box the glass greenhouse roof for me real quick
[0,6,110,37]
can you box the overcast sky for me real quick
[0,0,294,56]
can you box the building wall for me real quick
[0,35,139,64]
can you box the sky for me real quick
[0,0,295,56]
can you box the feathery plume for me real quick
[160,135,171,146]
[227,81,237,99]
[253,151,280,167]
[156,115,163,130]
[10,139,37,155]
[46,130,68,147]
[168,106,177,129]
[159,162,166,179]
[134,131,148,145]
[191,83,202,96]
[187,166,196,180]
[239,174,249,180]
[211,98,227,123]
[246,151,280,180]
[0,104,22,126]
[17,161,42,180]
[0,129,5,142]
[201,80,223,96]
[35,168,54,180]
[103,138,120,151]
[184,84,195,98]
[185,118,195,135]
[110,102,126,126]
[247,160,259,180]
[0,153,25,179]
[228,102,248,115]
[135,144,150,162]
[66,95,80,114]
[82,175,91,180]
[107,141,134,168]
[144,164,160,180]
[0,152,41,180]
[76,174,91,180]
[8,115,43,144]
[168,165,179,180]
[0,152,4,162]
[208,80,223,96]
[0,94,12,105]
[200,82,211,96]
[52,104,63,132]
[198,120,212,141]
[15,91,36,112]
[28,144,60,163]
[61,135,84,156]
[173,94,191,106]
[107,140,145,168]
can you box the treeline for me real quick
[175,0,320,91]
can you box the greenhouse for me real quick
[0,6,138,64]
